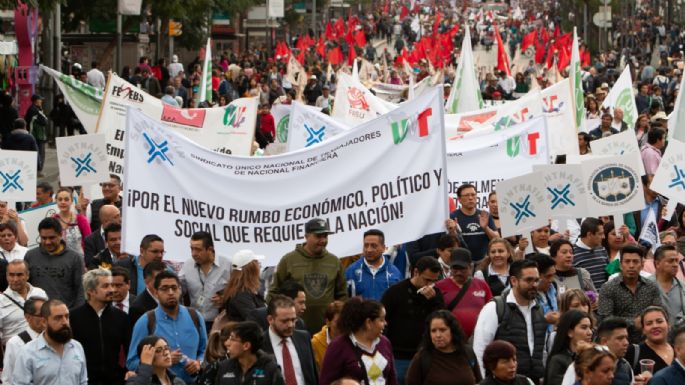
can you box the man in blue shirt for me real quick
[449,184,498,262]
[13,299,88,385]
[127,270,207,384]
[345,229,402,300]
[116,234,165,295]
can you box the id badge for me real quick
[196,295,206,307]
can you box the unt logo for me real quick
[390,108,433,144]
[542,95,565,113]
[223,105,247,128]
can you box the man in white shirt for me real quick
[111,266,135,313]
[86,61,106,89]
[497,70,516,98]
[168,55,184,78]
[315,85,335,110]
[0,222,27,261]
[0,260,48,345]
[1,297,46,384]
[473,259,547,384]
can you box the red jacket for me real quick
[260,113,275,138]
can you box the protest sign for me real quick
[96,74,257,176]
[41,65,103,133]
[287,102,352,151]
[18,203,58,248]
[445,117,550,209]
[56,134,110,186]
[589,130,646,175]
[122,88,448,265]
[651,139,685,208]
[540,79,580,156]
[0,150,37,202]
[271,104,292,144]
[580,154,644,215]
[533,164,588,219]
[497,171,551,237]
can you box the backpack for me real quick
[146,307,202,335]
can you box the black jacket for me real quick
[114,257,140,295]
[89,249,116,271]
[261,329,318,385]
[71,302,131,385]
[130,289,158,326]
[1,129,38,151]
[215,350,285,385]
[84,231,106,268]
[90,198,123,233]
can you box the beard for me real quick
[47,324,72,344]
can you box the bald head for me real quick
[99,205,121,228]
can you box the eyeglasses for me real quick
[228,335,242,343]
[158,285,179,292]
[155,346,171,354]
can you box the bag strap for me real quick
[447,278,472,311]
[18,330,32,344]
[146,310,156,335]
[2,292,24,311]
[632,344,640,370]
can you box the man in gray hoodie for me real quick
[24,217,84,309]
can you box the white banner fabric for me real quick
[96,74,257,176]
[41,65,104,133]
[287,102,352,152]
[122,88,449,265]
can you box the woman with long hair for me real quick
[551,240,598,295]
[625,306,674,376]
[406,310,481,385]
[544,310,594,385]
[222,250,265,322]
[126,336,185,385]
[479,340,534,385]
[319,297,397,385]
[585,97,600,119]
[635,114,650,147]
[196,326,232,385]
[475,238,514,296]
[572,344,617,385]
[53,187,91,256]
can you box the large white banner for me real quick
[123,88,449,265]
[41,65,104,133]
[669,72,685,142]
[446,117,550,209]
[56,134,110,187]
[97,74,257,176]
[0,150,37,202]
[651,140,685,204]
[287,102,351,152]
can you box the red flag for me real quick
[345,29,354,48]
[553,25,561,40]
[521,30,536,52]
[534,40,546,64]
[325,22,335,41]
[433,12,442,36]
[354,30,366,48]
[494,25,511,76]
[348,45,357,66]
[334,17,345,38]
[400,5,409,20]
[317,35,326,57]
[296,50,305,65]
[328,47,343,65]
[557,46,570,72]
[580,47,591,67]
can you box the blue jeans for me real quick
[394,358,411,385]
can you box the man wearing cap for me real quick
[180,231,231,331]
[0,118,38,152]
[269,218,347,335]
[24,94,48,174]
[315,85,334,110]
[304,75,322,106]
[345,229,402,301]
[168,55,184,78]
[435,248,492,338]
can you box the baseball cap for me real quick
[305,218,332,234]
[449,248,472,269]
[231,249,265,270]
[31,94,44,101]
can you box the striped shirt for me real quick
[573,240,609,289]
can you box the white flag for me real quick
[602,66,638,130]
[198,38,212,105]
[570,27,586,133]
[669,67,685,142]
[445,27,483,113]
